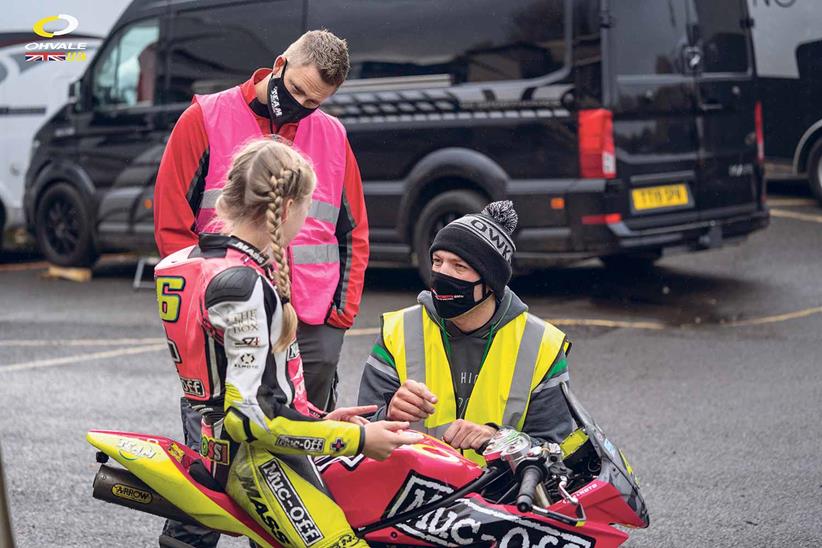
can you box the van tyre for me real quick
[35,182,98,267]
[413,190,488,285]
[807,140,822,205]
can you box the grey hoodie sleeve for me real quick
[356,325,401,421]
[521,348,576,444]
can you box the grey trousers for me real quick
[297,321,346,412]
[160,322,345,546]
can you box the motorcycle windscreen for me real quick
[560,383,650,528]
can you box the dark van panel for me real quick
[25,0,768,275]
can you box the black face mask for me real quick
[267,61,317,130]
[430,271,492,319]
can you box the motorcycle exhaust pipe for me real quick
[92,465,198,526]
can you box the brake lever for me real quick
[557,476,578,506]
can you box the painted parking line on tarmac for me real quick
[545,318,666,330]
[723,305,822,327]
[770,208,822,223]
[0,338,165,347]
[0,344,166,373]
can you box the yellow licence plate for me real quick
[631,184,691,211]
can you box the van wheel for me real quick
[35,182,98,267]
[413,190,488,285]
[807,140,822,205]
[599,252,660,272]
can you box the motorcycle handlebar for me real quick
[516,465,544,513]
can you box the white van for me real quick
[0,2,128,248]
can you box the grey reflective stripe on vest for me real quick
[402,306,428,433]
[200,188,222,209]
[365,355,399,381]
[291,244,340,264]
[308,200,340,225]
[501,314,546,428]
[426,424,452,439]
[532,371,570,394]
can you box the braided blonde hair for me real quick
[216,138,316,352]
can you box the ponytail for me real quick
[267,169,299,352]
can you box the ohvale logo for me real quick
[26,14,88,62]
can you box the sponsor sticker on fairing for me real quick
[117,438,157,461]
[259,460,324,545]
[386,473,595,547]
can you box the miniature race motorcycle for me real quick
[87,384,649,547]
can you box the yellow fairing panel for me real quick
[86,431,278,547]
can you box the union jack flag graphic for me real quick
[25,52,67,62]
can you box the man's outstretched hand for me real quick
[442,419,497,451]
[326,405,378,426]
[387,380,438,422]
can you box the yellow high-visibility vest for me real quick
[381,304,567,464]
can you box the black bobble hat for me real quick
[429,200,518,296]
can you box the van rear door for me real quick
[690,0,760,216]
[607,0,701,225]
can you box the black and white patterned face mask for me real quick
[267,60,316,129]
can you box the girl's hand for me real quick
[362,421,423,460]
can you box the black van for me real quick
[25,0,768,277]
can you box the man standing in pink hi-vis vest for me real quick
[153,31,368,547]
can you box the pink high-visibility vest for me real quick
[194,86,346,324]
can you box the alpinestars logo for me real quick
[259,460,324,545]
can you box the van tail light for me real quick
[754,100,764,165]
[582,213,622,225]
[579,109,617,179]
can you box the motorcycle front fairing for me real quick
[560,383,650,529]
[319,435,631,547]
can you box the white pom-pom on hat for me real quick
[481,200,518,235]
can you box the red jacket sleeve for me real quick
[326,141,369,329]
[153,102,210,257]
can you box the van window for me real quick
[166,1,303,102]
[611,1,689,75]
[310,0,566,84]
[92,19,160,108]
[691,0,749,73]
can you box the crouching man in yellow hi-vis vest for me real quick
[357,201,575,464]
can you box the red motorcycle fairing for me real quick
[319,435,632,547]
[315,434,483,528]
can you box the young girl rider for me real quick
[154,138,420,547]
